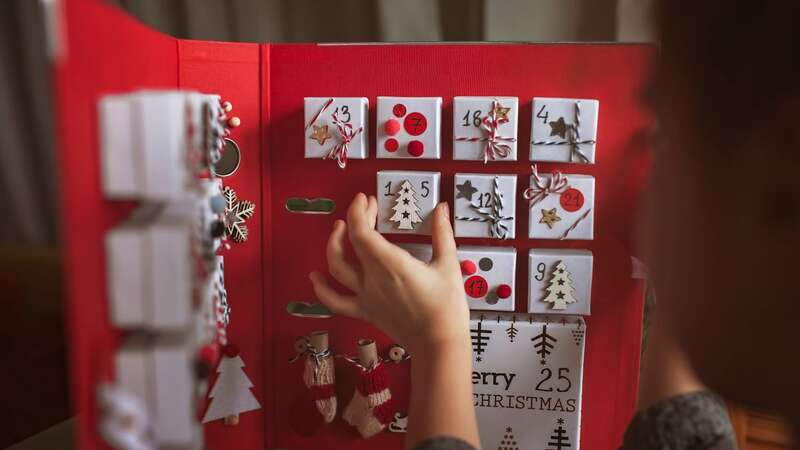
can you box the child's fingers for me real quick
[309,271,362,319]
[430,202,457,269]
[366,195,378,230]
[326,220,359,292]
[346,193,401,263]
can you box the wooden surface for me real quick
[729,404,794,450]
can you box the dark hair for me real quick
[653,1,800,154]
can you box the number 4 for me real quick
[536,104,549,124]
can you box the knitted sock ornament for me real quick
[342,360,394,438]
[303,349,336,423]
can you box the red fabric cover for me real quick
[54,1,653,448]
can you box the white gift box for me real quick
[106,207,193,330]
[459,246,516,312]
[527,172,595,240]
[470,313,585,450]
[528,249,593,315]
[398,244,517,312]
[115,335,200,448]
[304,97,369,164]
[454,173,517,239]
[376,170,440,235]
[377,97,442,159]
[530,97,599,164]
[453,97,518,162]
[99,91,221,201]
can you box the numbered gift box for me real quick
[470,313,585,450]
[530,97,599,164]
[377,97,442,159]
[454,173,517,239]
[376,170,440,235]
[453,97,519,162]
[528,249,593,315]
[100,91,224,201]
[459,246,517,312]
[398,244,516,312]
[525,167,595,240]
[304,97,368,168]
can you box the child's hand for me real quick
[309,193,469,355]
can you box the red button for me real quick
[222,343,240,358]
[560,188,585,212]
[392,103,407,117]
[464,275,488,298]
[384,119,401,136]
[384,138,399,152]
[496,284,512,299]
[407,140,424,157]
[460,260,477,275]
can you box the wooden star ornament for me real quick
[222,186,255,243]
[493,103,511,121]
[539,208,562,229]
[548,117,569,139]
[309,124,332,145]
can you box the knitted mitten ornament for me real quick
[342,340,394,438]
[294,331,336,423]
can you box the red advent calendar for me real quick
[52,0,654,449]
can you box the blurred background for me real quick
[0,0,659,448]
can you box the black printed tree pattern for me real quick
[470,320,492,362]
[531,324,557,365]
[505,321,518,343]
[497,426,519,450]
[546,418,571,450]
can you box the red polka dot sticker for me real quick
[403,112,427,136]
[560,188,585,212]
[392,103,407,118]
[384,138,399,152]
[464,275,489,298]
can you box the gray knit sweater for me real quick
[413,391,737,450]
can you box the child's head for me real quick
[640,0,800,411]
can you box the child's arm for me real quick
[309,193,480,450]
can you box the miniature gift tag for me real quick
[458,246,516,312]
[470,313,585,450]
[453,97,518,162]
[525,167,595,240]
[304,97,368,168]
[530,97,599,164]
[377,171,440,235]
[454,174,517,239]
[377,97,442,159]
[528,249,593,315]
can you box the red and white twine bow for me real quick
[455,99,516,164]
[306,98,362,169]
[523,165,570,208]
[325,110,363,169]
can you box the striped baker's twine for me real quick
[559,208,592,240]
[522,164,570,208]
[455,176,513,239]
[455,99,516,164]
[289,340,332,366]
[324,109,362,169]
[336,354,383,372]
[304,98,334,131]
[532,100,594,163]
